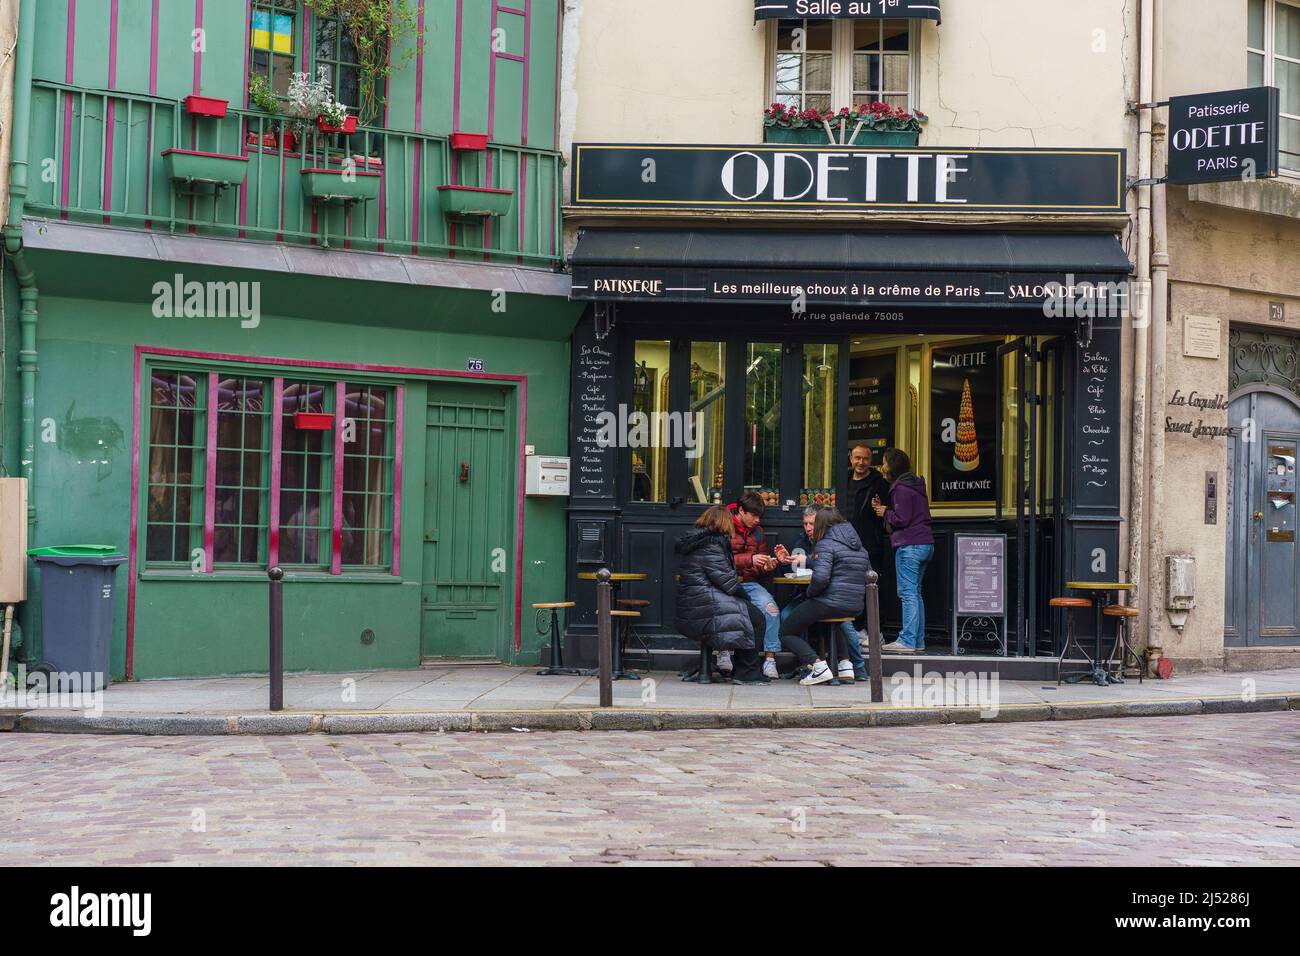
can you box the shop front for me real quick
[562,144,1133,671]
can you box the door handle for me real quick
[1253,511,1264,521]
[460,461,470,483]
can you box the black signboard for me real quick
[1074,328,1121,513]
[954,535,1006,615]
[1166,86,1280,185]
[571,319,616,499]
[572,144,1127,213]
[930,343,997,504]
[848,353,896,452]
[755,0,941,21]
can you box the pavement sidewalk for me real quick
[3,664,1299,736]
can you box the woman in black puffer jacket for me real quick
[674,506,768,683]
[778,508,870,685]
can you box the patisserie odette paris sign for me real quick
[572,145,1126,213]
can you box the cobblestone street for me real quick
[1,712,1297,865]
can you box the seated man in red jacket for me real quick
[726,492,782,679]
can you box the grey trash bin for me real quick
[29,546,127,691]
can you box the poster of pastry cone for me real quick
[931,344,996,504]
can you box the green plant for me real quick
[248,73,280,115]
[305,0,419,125]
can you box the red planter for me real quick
[185,94,229,118]
[317,114,358,135]
[293,412,335,431]
[449,131,489,151]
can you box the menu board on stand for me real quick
[952,534,1008,655]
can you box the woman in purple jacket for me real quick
[871,448,934,653]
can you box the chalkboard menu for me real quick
[1074,327,1121,512]
[930,343,997,504]
[848,353,895,454]
[571,319,616,499]
[954,535,1006,615]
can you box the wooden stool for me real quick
[608,609,641,680]
[819,617,856,686]
[533,602,579,676]
[1051,596,1093,685]
[615,599,653,670]
[1103,604,1143,684]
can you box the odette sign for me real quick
[572,145,1127,214]
[1166,86,1280,185]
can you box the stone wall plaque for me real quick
[1184,314,1222,359]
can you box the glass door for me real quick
[996,338,1039,656]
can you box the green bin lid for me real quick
[27,544,119,557]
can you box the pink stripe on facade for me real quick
[149,0,160,93]
[452,0,464,130]
[269,378,284,567]
[126,348,143,680]
[193,0,203,94]
[204,371,218,572]
[392,386,404,576]
[331,380,345,574]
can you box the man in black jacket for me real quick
[846,444,896,631]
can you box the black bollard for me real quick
[866,570,884,704]
[268,566,284,711]
[595,568,613,707]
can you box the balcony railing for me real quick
[26,80,563,267]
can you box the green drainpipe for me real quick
[4,0,40,662]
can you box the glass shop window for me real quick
[802,343,838,508]
[212,377,270,566]
[279,380,333,569]
[745,342,782,507]
[341,383,396,567]
[631,340,671,503]
[689,342,727,504]
[314,13,361,119]
[145,372,206,564]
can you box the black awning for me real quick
[755,1,940,23]
[570,229,1132,310]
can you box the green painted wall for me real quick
[21,249,578,679]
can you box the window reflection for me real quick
[690,342,726,503]
[802,343,838,507]
[632,340,670,502]
[745,342,782,506]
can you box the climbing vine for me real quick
[304,0,419,125]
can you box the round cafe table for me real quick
[1065,581,1136,686]
[576,572,648,679]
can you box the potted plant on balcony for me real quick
[763,102,927,146]
[246,73,295,150]
[317,98,358,135]
[285,67,336,152]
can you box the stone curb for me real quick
[6,693,1296,736]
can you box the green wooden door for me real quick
[421,383,513,660]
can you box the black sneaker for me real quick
[731,676,771,685]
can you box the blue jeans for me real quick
[780,598,865,675]
[896,544,934,650]
[741,582,782,653]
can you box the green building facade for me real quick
[2,0,579,679]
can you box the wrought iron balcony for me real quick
[26,80,563,267]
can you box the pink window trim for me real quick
[203,371,218,573]
[331,380,346,575]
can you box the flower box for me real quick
[293,412,335,431]
[763,126,920,147]
[438,184,513,218]
[245,128,298,151]
[300,167,382,203]
[317,114,358,135]
[184,95,229,118]
[161,148,249,186]
[449,131,489,151]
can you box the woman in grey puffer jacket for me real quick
[674,506,768,682]
[778,508,870,685]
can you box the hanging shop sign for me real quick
[930,343,997,505]
[1165,86,1280,185]
[572,145,1127,213]
[754,1,941,21]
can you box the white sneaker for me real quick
[715,650,734,672]
[799,661,834,685]
[762,657,779,680]
[881,641,915,654]
[837,660,855,681]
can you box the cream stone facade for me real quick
[1148,0,1300,672]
